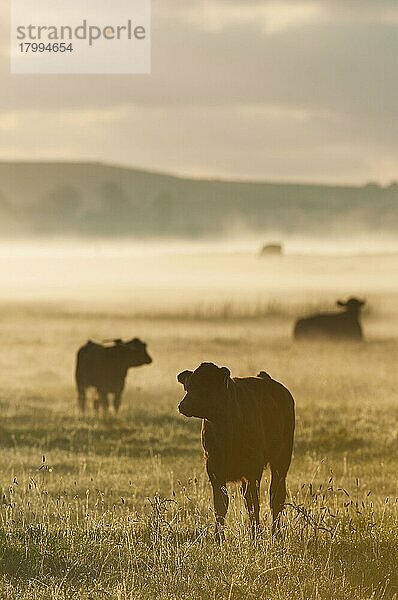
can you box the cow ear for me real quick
[220,366,230,383]
[177,370,193,386]
[336,300,346,307]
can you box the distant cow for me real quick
[177,363,295,540]
[75,338,152,412]
[294,297,366,340]
[260,243,283,257]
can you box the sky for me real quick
[1,0,397,184]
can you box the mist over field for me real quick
[1,239,397,314]
[1,161,397,241]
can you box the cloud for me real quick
[158,0,398,26]
[2,16,397,117]
[0,0,397,183]
[1,103,396,184]
[162,1,323,34]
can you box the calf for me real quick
[177,363,295,540]
[294,297,365,340]
[76,338,152,412]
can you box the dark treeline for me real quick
[0,161,397,238]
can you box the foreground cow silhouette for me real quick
[177,363,295,540]
[294,297,366,340]
[76,338,152,412]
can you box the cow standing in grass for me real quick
[294,297,366,340]
[76,338,152,413]
[177,363,295,540]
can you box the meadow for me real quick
[0,244,397,599]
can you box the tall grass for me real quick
[0,471,396,599]
[0,302,397,598]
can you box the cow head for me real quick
[124,338,152,366]
[177,362,230,420]
[336,297,366,313]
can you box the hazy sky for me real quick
[1,0,397,184]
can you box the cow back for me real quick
[202,376,294,483]
[76,341,130,391]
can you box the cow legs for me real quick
[210,477,229,543]
[269,464,288,536]
[113,389,124,413]
[92,388,100,412]
[241,479,261,539]
[77,386,86,412]
[98,391,109,412]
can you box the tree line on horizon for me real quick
[0,162,397,238]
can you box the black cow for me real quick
[177,363,295,540]
[75,338,152,412]
[294,297,366,340]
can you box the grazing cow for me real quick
[294,297,366,340]
[75,338,152,412]
[259,243,283,257]
[177,363,295,540]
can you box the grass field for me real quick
[0,247,397,599]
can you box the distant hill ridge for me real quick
[0,160,397,237]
